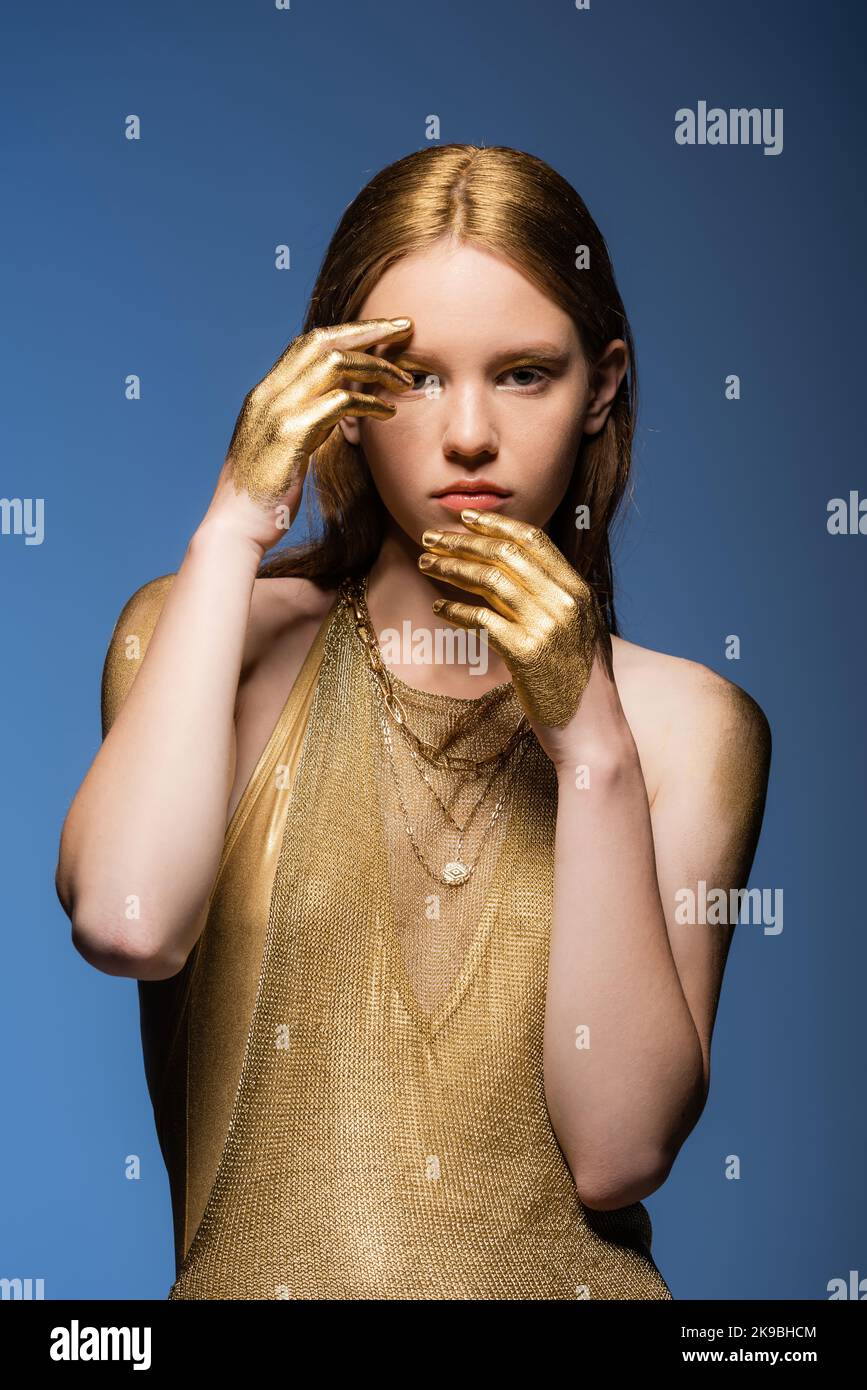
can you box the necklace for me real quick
[369,667,531,887]
[406,739,504,828]
[342,574,532,887]
[341,575,529,773]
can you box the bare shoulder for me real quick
[104,571,337,671]
[106,572,175,641]
[611,633,772,806]
[101,571,338,736]
[101,573,177,737]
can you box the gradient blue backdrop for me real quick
[2,0,864,1300]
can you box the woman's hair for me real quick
[258,144,637,636]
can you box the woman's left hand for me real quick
[418,507,625,770]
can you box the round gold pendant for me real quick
[443,861,470,885]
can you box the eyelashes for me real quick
[397,366,554,395]
[502,366,553,391]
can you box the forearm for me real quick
[543,728,704,1205]
[57,520,262,970]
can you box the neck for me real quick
[364,524,514,698]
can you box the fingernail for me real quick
[461,508,480,523]
[418,554,434,568]
[391,317,411,327]
[422,529,442,546]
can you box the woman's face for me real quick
[337,238,626,545]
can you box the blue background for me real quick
[2,0,864,1300]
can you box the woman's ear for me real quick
[582,340,629,437]
[338,377,363,445]
[338,411,361,446]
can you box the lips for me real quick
[431,479,511,498]
[435,492,509,512]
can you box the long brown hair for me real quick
[258,144,637,637]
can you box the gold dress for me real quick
[110,572,672,1300]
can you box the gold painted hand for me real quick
[203,317,414,555]
[419,508,608,730]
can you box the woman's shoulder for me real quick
[101,572,339,732]
[612,633,769,723]
[101,574,177,736]
[611,633,771,803]
[108,571,339,663]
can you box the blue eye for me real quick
[502,366,552,390]
[395,365,553,393]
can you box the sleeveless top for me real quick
[135,575,672,1300]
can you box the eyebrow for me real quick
[379,341,573,368]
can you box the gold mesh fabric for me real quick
[370,660,532,1021]
[159,576,672,1300]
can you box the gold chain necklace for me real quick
[341,575,529,773]
[406,739,504,829]
[371,672,530,887]
[341,575,532,887]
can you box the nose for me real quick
[440,380,498,460]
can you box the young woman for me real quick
[55,144,771,1300]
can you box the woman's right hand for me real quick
[201,317,415,555]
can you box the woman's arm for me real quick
[55,521,263,979]
[543,666,771,1210]
[56,318,414,981]
[415,509,771,1210]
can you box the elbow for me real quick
[569,1088,705,1210]
[56,827,195,982]
[563,1057,707,1212]
[54,864,73,920]
[70,916,185,981]
[54,828,79,920]
[571,1149,675,1212]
